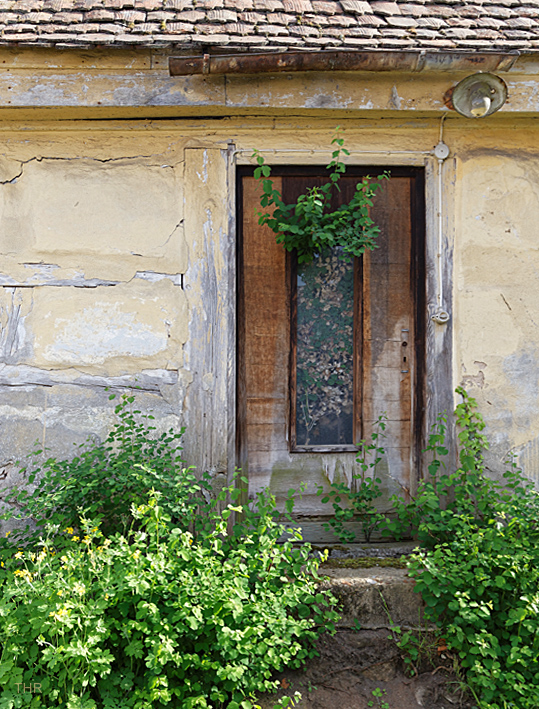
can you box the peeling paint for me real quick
[389,85,402,110]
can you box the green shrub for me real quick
[316,414,387,543]
[3,393,213,541]
[0,491,337,708]
[402,389,539,709]
[0,396,338,708]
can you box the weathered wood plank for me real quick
[183,147,231,478]
[241,176,289,492]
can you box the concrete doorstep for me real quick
[320,566,427,631]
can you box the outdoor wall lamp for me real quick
[445,73,508,118]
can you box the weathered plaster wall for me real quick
[1,55,539,516]
[453,135,539,486]
[0,131,192,519]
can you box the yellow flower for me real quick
[73,582,86,596]
[60,555,68,564]
[72,536,80,542]
[50,606,69,621]
[103,539,112,548]
[14,551,23,560]
[4,531,10,537]
[64,527,74,535]
[14,569,33,582]
[57,590,63,596]
[82,536,91,545]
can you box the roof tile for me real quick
[289,22,319,32]
[207,8,238,20]
[147,11,176,19]
[165,21,195,30]
[348,25,376,33]
[356,13,385,24]
[239,10,266,21]
[267,12,296,22]
[196,22,233,31]
[504,28,533,35]
[446,17,473,25]
[386,15,417,26]
[193,31,231,41]
[164,0,194,8]
[228,31,268,39]
[398,3,431,15]
[312,1,342,14]
[257,21,289,30]
[421,5,457,17]
[487,5,514,16]
[54,12,84,22]
[177,10,206,21]
[342,35,379,43]
[417,16,447,27]
[506,15,534,26]
[520,5,539,16]
[476,16,503,26]
[225,20,255,31]
[305,34,341,41]
[253,0,284,9]
[327,14,359,24]
[476,27,501,36]
[115,10,146,21]
[443,26,474,36]
[26,12,53,22]
[86,10,116,20]
[417,37,456,45]
[0,0,536,53]
[340,0,371,13]
[224,0,254,9]
[282,0,313,11]
[369,1,400,14]
[194,0,225,8]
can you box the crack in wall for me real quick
[0,363,179,392]
[0,266,184,288]
[0,154,184,186]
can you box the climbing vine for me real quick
[252,130,389,264]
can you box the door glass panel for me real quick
[295,247,354,446]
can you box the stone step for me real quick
[320,565,427,630]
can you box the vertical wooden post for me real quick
[183,147,233,481]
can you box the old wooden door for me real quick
[237,166,425,541]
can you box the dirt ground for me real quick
[257,628,476,709]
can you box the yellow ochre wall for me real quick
[1,47,539,511]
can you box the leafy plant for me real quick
[316,415,387,542]
[252,129,389,264]
[367,687,389,709]
[402,389,539,709]
[0,396,339,708]
[0,490,338,708]
[385,387,505,547]
[2,393,213,542]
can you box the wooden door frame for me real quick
[234,158,454,494]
